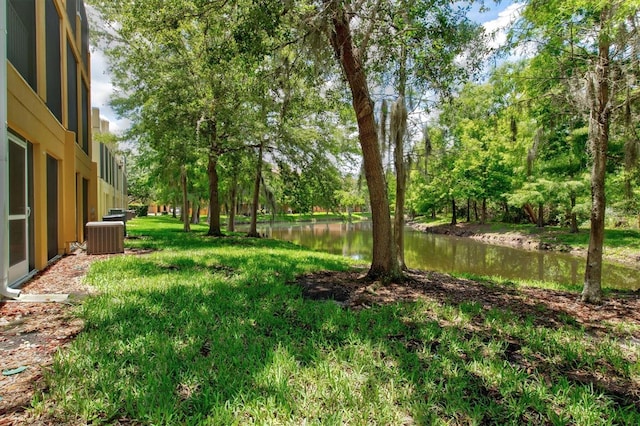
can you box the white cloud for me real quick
[90,45,132,135]
[88,6,130,135]
[483,2,525,51]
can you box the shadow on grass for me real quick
[39,217,640,424]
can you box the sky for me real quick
[88,2,524,136]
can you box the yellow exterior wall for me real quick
[91,108,128,218]
[6,0,95,277]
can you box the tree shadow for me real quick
[40,251,640,424]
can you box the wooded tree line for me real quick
[90,0,640,302]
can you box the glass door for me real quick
[8,135,29,284]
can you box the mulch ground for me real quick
[1,249,639,424]
[0,251,110,425]
[296,269,640,411]
[296,270,640,332]
[296,269,640,334]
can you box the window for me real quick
[79,1,89,68]
[108,151,113,185]
[100,143,105,179]
[46,0,63,122]
[82,178,89,228]
[8,0,37,91]
[47,155,59,260]
[66,0,76,35]
[81,82,89,153]
[67,43,78,140]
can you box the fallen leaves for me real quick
[0,251,107,424]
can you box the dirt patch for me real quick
[0,249,133,425]
[295,269,640,332]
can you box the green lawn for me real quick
[33,216,639,424]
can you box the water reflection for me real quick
[248,221,639,291]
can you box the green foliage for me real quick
[129,203,148,217]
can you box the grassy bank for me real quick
[412,216,640,262]
[32,216,639,424]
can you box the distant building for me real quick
[3,0,96,287]
[91,108,127,218]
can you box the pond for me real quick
[245,221,640,291]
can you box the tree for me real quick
[512,0,640,303]
[319,1,398,279]
[91,0,275,237]
[312,0,486,278]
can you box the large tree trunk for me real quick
[523,203,537,224]
[623,88,639,205]
[190,202,200,224]
[180,165,190,232]
[481,198,487,224]
[394,155,407,270]
[570,192,579,233]
[206,124,223,236]
[393,43,409,271]
[207,150,222,236]
[392,97,408,271]
[451,198,457,226]
[228,173,238,233]
[537,202,544,228]
[583,27,611,304]
[247,141,263,238]
[327,3,398,279]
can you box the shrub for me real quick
[130,203,149,217]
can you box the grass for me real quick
[32,216,640,424]
[453,273,587,293]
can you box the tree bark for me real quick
[481,198,487,224]
[228,173,238,232]
[583,23,611,304]
[207,151,222,236]
[180,165,190,232]
[393,43,408,270]
[394,149,407,270]
[205,122,223,236]
[451,198,457,225]
[523,203,537,224]
[537,202,544,228]
[570,192,578,233]
[190,202,200,224]
[247,141,263,238]
[326,2,398,279]
[393,97,408,271]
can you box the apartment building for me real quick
[91,107,127,218]
[2,0,97,291]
